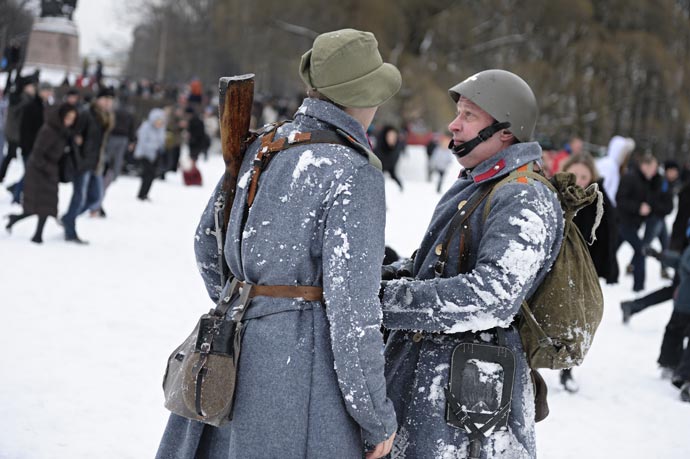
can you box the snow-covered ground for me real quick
[0,144,688,458]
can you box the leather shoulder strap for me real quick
[433,184,494,277]
[482,168,555,222]
[246,128,379,208]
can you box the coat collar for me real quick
[466,141,543,184]
[292,98,369,148]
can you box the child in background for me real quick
[133,108,166,201]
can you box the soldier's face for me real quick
[448,97,507,169]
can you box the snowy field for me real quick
[1,143,688,458]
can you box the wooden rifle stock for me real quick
[217,74,255,280]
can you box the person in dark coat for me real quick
[641,163,676,279]
[186,106,209,162]
[98,98,136,214]
[558,153,619,392]
[616,154,666,292]
[374,125,404,190]
[563,154,619,284]
[671,183,690,252]
[647,219,690,401]
[5,103,78,243]
[0,75,37,183]
[621,183,690,323]
[61,86,114,243]
[8,82,54,203]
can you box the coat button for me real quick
[412,332,423,343]
[458,200,467,210]
[435,244,443,256]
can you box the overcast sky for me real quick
[72,0,135,59]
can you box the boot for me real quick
[680,382,690,402]
[672,374,684,389]
[621,301,637,324]
[560,369,579,393]
[65,235,89,245]
[31,216,46,244]
[5,214,21,233]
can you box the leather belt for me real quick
[239,282,324,302]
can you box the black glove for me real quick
[381,265,399,281]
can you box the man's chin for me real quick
[457,156,473,169]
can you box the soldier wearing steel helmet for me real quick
[380,70,564,458]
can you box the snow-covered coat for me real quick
[133,108,166,162]
[596,135,635,205]
[156,98,396,459]
[381,143,564,459]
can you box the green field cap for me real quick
[300,28,402,108]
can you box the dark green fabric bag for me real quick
[484,171,604,370]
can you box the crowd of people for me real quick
[534,134,690,400]
[0,72,217,244]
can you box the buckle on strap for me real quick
[231,283,253,322]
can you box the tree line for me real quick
[5,0,690,160]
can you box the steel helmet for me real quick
[449,69,538,142]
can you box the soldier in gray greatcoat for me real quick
[156,29,401,459]
[381,70,565,458]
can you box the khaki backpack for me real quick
[482,169,604,369]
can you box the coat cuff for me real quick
[361,413,397,447]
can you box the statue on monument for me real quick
[40,0,78,21]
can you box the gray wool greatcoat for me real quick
[156,98,396,459]
[381,143,564,459]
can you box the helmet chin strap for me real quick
[448,121,512,158]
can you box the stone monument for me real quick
[22,0,80,83]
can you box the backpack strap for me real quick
[478,164,560,349]
[434,163,547,278]
[482,166,557,222]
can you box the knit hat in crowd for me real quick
[299,28,401,108]
[96,86,115,99]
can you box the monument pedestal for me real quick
[23,17,80,84]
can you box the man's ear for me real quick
[499,129,515,143]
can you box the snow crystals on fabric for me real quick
[332,228,351,259]
[237,169,251,189]
[242,227,256,239]
[291,150,333,186]
[427,364,450,408]
[434,439,467,459]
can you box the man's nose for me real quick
[448,115,461,132]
